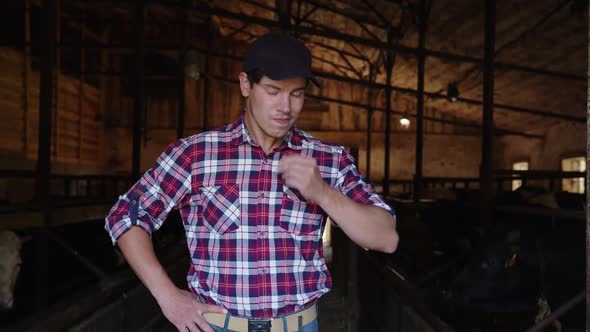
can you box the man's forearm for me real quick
[317,186,398,253]
[117,226,178,303]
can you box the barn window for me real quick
[512,161,529,191]
[561,156,586,193]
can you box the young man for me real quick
[105,32,398,332]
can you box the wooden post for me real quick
[53,0,60,160]
[177,0,188,140]
[383,30,394,197]
[78,11,86,162]
[35,0,57,310]
[480,0,496,229]
[348,146,360,332]
[414,0,429,201]
[276,0,292,32]
[202,21,212,132]
[585,2,590,328]
[365,66,375,181]
[132,2,145,180]
[23,0,31,154]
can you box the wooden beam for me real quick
[414,0,429,201]
[480,0,496,228]
[132,1,145,180]
[36,0,57,310]
[177,0,188,140]
[61,1,585,81]
[304,93,543,139]
[275,0,292,31]
[189,3,584,81]
[586,1,590,328]
[383,29,394,197]
[63,45,585,123]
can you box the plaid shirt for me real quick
[105,114,395,318]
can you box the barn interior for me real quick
[0,0,587,331]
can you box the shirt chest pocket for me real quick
[198,184,241,235]
[279,185,323,235]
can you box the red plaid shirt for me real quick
[105,114,395,318]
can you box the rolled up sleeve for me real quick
[105,139,193,245]
[336,148,396,219]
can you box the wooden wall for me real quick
[0,47,102,168]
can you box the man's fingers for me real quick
[203,303,228,314]
[177,324,192,332]
[194,317,214,332]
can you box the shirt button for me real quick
[259,231,266,237]
[260,192,266,199]
[132,200,137,204]
[261,269,266,274]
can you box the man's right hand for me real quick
[158,287,228,332]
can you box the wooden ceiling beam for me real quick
[304,0,392,31]
[59,38,584,123]
[206,74,543,139]
[68,1,582,81]
[305,92,543,139]
[184,2,583,82]
[314,71,586,123]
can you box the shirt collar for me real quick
[230,111,303,151]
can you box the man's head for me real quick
[241,32,319,87]
[239,32,318,149]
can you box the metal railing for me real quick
[381,170,587,195]
[0,169,133,212]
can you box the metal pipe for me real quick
[48,230,108,280]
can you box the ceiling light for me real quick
[400,114,410,128]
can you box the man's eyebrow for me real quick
[261,84,306,91]
[262,84,281,90]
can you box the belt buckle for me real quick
[248,319,271,332]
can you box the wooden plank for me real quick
[0,211,43,230]
[0,98,21,111]
[0,48,25,62]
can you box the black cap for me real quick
[242,32,320,86]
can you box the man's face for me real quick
[240,73,306,146]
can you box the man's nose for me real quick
[278,93,291,113]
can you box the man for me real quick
[105,32,398,332]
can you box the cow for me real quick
[0,231,23,310]
[441,222,584,332]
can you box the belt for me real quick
[203,304,317,332]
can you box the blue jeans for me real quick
[209,314,319,332]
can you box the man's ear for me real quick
[238,72,250,97]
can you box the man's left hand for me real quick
[278,155,329,203]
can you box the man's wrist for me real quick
[154,282,180,306]
[314,182,336,208]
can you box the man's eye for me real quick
[267,90,279,95]
[291,91,304,97]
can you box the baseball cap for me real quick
[242,32,320,86]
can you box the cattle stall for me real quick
[0,0,588,331]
